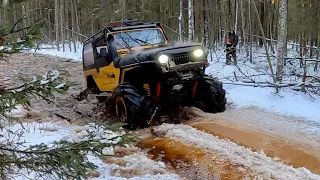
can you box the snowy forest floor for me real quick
[1,52,320,179]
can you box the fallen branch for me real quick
[53,113,71,122]
[223,81,320,88]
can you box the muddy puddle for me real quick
[190,122,320,175]
[138,138,253,179]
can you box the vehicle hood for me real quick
[119,43,204,63]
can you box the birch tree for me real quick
[60,0,65,52]
[188,0,194,41]
[54,0,60,51]
[203,0,209,47]
[178,0,183,42]
[276,0,288,82]
[234,0,238,33]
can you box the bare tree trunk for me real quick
[54,0,60,51]
[12,4,17,30]
[269,18,275,54]
[301,55,307,92]
[240,0,246,47]
[178,0,183,42]
[71,0,77,52]
[188,0,194,41]
[65,0,71,51]
[47,10,52,41]
[258,0,265,47]
[91,0,94,36]
[315,9,320,71]
[75,0,81,42]
[234,0,238,34]
[276,0,287,82]
[203,0,209,47]
[60,0,65,52]
[252,0,277,86]
[222,0,227,45]
[227,0,231,30]
[22,3,27,29]
[240,0,248,59]
[248,0,253,62]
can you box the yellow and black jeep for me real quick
[82,20,226,129]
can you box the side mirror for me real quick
[107,34,114,41]
[100,47,108,57]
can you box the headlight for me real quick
[193,49,204,57]
[158,54,169,64]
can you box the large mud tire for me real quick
[112,83,151,130]
[194,76,227,113]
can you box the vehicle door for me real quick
[92,37,120,92]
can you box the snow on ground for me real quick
[154,123,320,180]
[206,47,320,123]
[1,122,179,180]
[1,121,77,147]
[224,84,320,123]
[29,43,83,61]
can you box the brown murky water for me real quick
[138,138,253,179]
[190,122,320,175]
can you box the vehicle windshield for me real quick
[112,28,165,49]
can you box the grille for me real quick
[172,54,192,65]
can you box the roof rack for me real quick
[104,19,140,28]
[83,21,163,44]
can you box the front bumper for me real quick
[168,61,205,72]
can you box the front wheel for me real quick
[194,76,227,113]
[112,83,152,130]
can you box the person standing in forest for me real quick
[225,30,238,65]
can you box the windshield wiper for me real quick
[134,38,151,46]
[123,32,144,47]
[118,35,132,50]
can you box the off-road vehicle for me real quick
[82,19,226,129]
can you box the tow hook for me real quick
[192,81,198,99]
[172,84,183,91]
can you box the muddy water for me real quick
[191,122,320,175]
[138,138,253,179]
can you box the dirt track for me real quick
[1,53,320,179]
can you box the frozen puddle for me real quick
[145,124,320,180]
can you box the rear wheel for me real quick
[112,83,151,130]
[194,76,227,113]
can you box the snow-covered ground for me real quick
[224,85,320,123]
[206,47,320,123]
[1,122,179,180]
[29,43,83,61]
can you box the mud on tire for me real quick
[111,83,152,130]
[194,76,227,113]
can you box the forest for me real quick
[0,0,319,49]
[1,0,320,180]
[1,0,320,84]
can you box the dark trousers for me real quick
[226,48,237,65]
